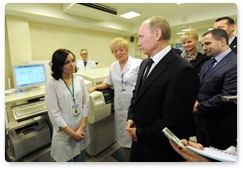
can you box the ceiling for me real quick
[5,3,237,39]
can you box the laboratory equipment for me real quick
[86,88,115,156]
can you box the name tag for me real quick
[72,104,80,116]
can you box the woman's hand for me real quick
[169,139,210,162]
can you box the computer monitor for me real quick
[12,64,46,92]
[26,60,52,81]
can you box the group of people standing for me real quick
[44,15,237,162]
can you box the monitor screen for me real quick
[12,64,46,91]
[26,60,52,81]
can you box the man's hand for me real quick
[193,100,199,113]
[126,120,137,141]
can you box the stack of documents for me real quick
[186,145,237,162]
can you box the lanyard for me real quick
[62,76,75,103]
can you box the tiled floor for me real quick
[86,136,198,162]
[6,142,124,162]
[86,142,125,162]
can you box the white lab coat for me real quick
[105,56,142,148]
[45,75,90,161]
[77,59,96,70]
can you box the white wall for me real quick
[6,16,32,65]
[5,16,132,90]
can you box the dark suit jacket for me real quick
[230,36,237,54]
[128,49,200,161]
[195,51,237,149]
[190,52,210,73]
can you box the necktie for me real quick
[205,58,217,74]
[84,61,87,67]
[142,58,154,81]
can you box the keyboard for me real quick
[12,100,47,121]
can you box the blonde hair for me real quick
[180,29,199,42]
[110,37,129,53]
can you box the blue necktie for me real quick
[205,58,217,74]
[84,61,87,67]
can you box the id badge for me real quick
[72,104,80,116]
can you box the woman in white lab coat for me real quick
[88,37,142,161]
[45,48,90,162]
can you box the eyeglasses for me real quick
[81,53,88,55]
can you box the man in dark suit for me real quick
[193,29,237,150]
[126,16,200,162]
[214,16,237,54]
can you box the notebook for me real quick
[186,145,237,162]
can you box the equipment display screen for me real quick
[13,64,46,90]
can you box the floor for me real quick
[7,137,198,162]
[6,142,124,162]
[85,142,126,162]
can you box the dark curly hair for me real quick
[49,48,77,80]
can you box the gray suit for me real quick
[194,50,237,149]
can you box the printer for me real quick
[8,119,51,158]
[86,88,115,156]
